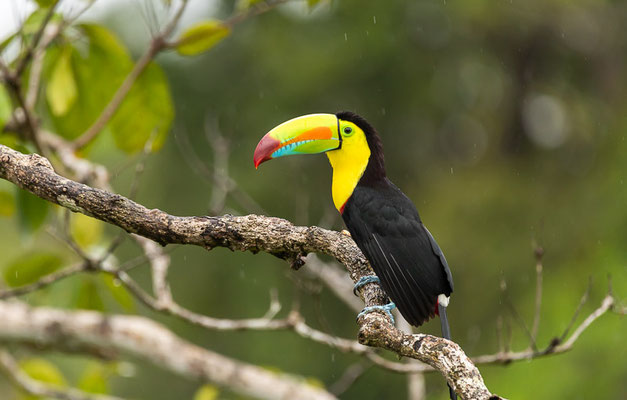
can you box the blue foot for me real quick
[357,302,396,324]
[353,275,380,296]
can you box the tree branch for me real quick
[0,301,335,400]
[0,144,498,399]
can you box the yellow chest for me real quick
[326,135,371,211]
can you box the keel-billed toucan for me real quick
[253,111,454,335]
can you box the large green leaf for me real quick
[16,187,49,234]
[45,24,131,140]
[46,46,77,116]
[45,24,173,152]
[175,20,230,56]
[3,252,63,288]
[110,61,173,153]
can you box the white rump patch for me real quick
[438,294,450,308]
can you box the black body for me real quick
[337,112,454,327]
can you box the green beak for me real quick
[253,113,341,168]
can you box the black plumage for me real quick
[337,111,453,327]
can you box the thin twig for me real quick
[501,275,538,352]
[0,263,86,300]
[174,125,267,215]
[328,363,368,396]
[205,118,231,215]
[559,277,592,343]
[472,294,615,365]
[531,244,544,342]
[14,0,61,77]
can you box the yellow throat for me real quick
[326,129,371,211]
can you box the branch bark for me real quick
[0,144,498,399]
[0,301,335,400]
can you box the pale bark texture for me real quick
[0,144,499,399]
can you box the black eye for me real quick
[343,126,353,135]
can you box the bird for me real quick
[253,111,455,398]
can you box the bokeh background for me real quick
[0,0,625,399]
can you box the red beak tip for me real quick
[253,134,280,169]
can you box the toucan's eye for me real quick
[343,126,353,135]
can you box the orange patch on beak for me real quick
[281,126,333,146]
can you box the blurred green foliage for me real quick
[0,0,625,399]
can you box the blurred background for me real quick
[0,0,625,399]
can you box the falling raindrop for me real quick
[344,32,348,41]
[373,16,376,24]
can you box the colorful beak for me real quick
[253,113,341,168]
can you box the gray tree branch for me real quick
[0,300,335,400]
[0,144,497,399]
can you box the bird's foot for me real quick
[353,275,380,296]
[357,302,396,324]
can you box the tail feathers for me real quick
[438,303,457,400]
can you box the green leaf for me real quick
[70,213,103,249]
[0,190,15,216]
[307,0,323,8]
[45,24,132,140]
[175,20,230,56]
[20,358,66,387]
[44,23,173,151]
[0,32,17,53]
[101,274,135,312]
[23,8,62,36]
[78,363,109,394]
[110,62,174,153]
[193,384,220,400]
[0,86,12,130]
[35,0,57,7]
[47,46,77,116]
[75,278,105,311]
[16,187,49,234]
[3,252,64,287]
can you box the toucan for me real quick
[253,112,455,398]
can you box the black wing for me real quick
[342,181,453,326]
